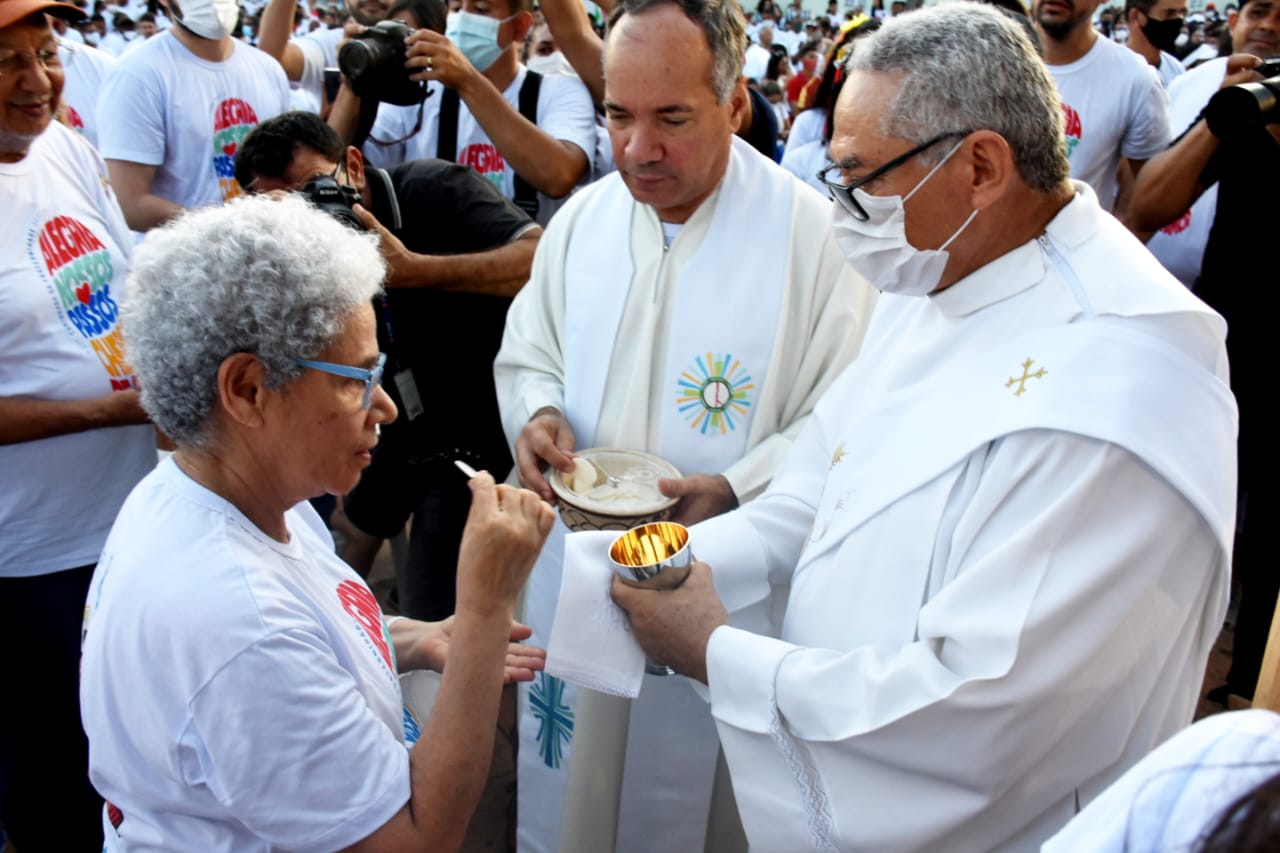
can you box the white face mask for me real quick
[526,50,575,76]
[170,0,239,40]
[831,138,978,297]
[446,10,515,73]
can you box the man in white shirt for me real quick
[96,11,138,54]
[606,6,1236,850]
[1124,0,1188,87]
[329,0,596,224]
[96,0,291,230]
[56,37,115,146]
[493,0,875,848]
[742,20,772,79]
[1127,0,1280,715]
[1033,0,1172,215]
[257,0,389,114]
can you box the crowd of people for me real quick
[2,0,1276,849]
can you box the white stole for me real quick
[561,137,791,475]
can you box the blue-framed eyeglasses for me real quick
[817,131,971,222]
[295,352,387,409]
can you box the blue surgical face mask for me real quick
[446,10,517,73]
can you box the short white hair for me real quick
[123,194,385,446]
[846,2,1069,193]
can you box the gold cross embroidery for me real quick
[1005,358,1047,397]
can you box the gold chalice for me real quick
[609,521,694,676]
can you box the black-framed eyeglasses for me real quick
[817,131,970,222]
[295,352,387,409]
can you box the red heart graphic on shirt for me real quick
[223,142,237,157]
[76,283,91,304]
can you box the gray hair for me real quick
[122,194,385,446]
[607,0,747,103]
[845,2,1069,193]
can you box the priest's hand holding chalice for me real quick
[609,521,728,684]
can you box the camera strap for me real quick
[436,69,543,220]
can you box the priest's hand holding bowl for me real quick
[515,405,577,501]
[658,473,739,526]
[610,562,729,685]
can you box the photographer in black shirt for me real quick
[1130,52,1279,704]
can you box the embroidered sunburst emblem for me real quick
[676,352,754,434]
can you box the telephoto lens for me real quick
[338,20,426,106]
[1203,75,1280,139]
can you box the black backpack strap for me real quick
[351,93,382,151]
[437,86,461,163]
[512,69,542,220]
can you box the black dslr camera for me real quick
[297,174,365,231]
[339,20,426,106]
[1202,61,1280,139]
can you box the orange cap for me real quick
[1,0,86,30]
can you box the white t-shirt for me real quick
[773,27,802,55]
[96,32,291,210]
[363,65,597,224]
[780,137,828,194]
[58,40,117,148]
[1157,50,1186,87]
[785,106,826,154]
[81,458,412,852]
[0,122,156,577]
[292,24,343,113]
[1146,57,1224,287]
[1048,35,1172,209]
[97,29,140,56]
[1182,41,1220,68]
[743,42,771,81]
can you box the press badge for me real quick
[394,369,425,421]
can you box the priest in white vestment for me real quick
[599,7,1238,851]
[492,0,876,849]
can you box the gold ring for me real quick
[426,56,433,70]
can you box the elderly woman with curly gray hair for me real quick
[78,193,555,853]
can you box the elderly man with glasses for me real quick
[594,4,1239,849]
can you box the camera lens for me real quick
[1216,81,1279,124]
[339,38,387,81]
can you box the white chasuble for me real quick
[496,136,875,853]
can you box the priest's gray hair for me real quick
[122,194,385,446]
[845,2,1069,193]
[607,0,747,103]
